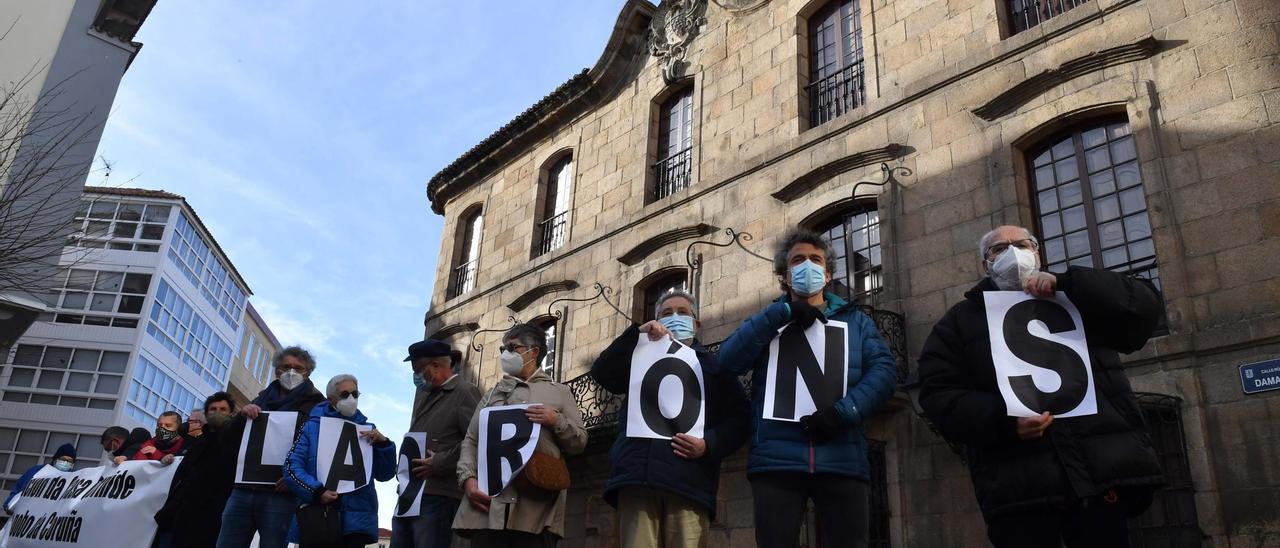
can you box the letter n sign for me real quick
[984,291,1098,418]
[763,320,849,422]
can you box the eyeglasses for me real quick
[501,344,528,353]
[336,390,360,399]
[985,238,1039,261]
[275,365,308,374]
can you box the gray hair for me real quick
[272,345,316,373]
[326,374,358,397]
[189,409,205,424]
[654,290,699,319]
[773,228,836,291]
[978,226,1037,264]
[503,324,547,367]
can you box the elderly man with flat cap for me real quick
[390,340,482,548]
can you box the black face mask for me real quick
[155,428,180,445]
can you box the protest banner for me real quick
[477,405,541,497]
[984,291,1097,418]
[234,411,298,485]
[0,459,179,548]
[626,335,705,440]
[394,432,427,518]
[316,417,373,494]
[763,319,849,422]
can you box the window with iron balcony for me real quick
[806,0,866,128]
[651,86,694,202]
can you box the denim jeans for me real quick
[390,495,461,548]
[215,488,298,548]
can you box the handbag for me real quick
[521,451,570,491]
[295,502,341,545]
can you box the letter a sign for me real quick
[626,335,705,440]
[316,417,374,494]
[763,320,849,422]
[984,292,1097,418]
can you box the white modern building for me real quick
[0,186,251,496]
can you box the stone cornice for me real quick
[972,36,1160,121]
[426,322,480,339]
[507,280,581,312]
[617,223,717,265]
[770,144,903,202]
[426,0,658,214]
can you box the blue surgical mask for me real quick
[413,372,428,390]
[53,460,73,472]
[658,314,696,341]
[789,259,827,297]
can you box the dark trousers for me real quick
[299,534,367,548]
[750,472,869,548]
[390,495,461,548]
[986,492,1138,548]
[467,530,559,548]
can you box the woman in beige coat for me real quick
[453,324,588,547]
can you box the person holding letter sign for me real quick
[284,373,397,547]
[217,346,326,548]
[589,290,749,548]
[917,225,1164,547]
[155,391,238,548]
[453,324,587,547]
[390,339,481,548]
[713,229,898,548]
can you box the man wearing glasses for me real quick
[217,346,326,548]
[917,225,1164,547]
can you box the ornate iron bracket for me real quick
[850,162,911,201]
[684,228,771,304]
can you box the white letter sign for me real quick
[394,432,427,518]
[984,291,1097,418]
[477,405,541,497]
[763,320,849,422]
[235,411,298,485]
[626,335,706,440]
[316,417,373,494]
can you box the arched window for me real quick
[652,86,694,201]
[633,269,689,323]
[531,315,559,378]
[449,206,483,299]
[534,153,573,257]
[807,0,865,127]
[808,202,882,305]
[1028,118,1160,289]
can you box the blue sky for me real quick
[93,1,628,527]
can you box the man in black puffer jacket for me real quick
[919,225,1164,548]
[591,290,750,548]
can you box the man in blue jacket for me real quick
[590,290,750,548]
[4,443,75,513]
[714,229,898,548]
[284,373,397,548]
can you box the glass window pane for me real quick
[1107,122,1131,139]
[1110,136,1137,164]
[1041,213,1062,238]
[9,368,35,387]
[122,274,151,294]
[14,345,42,365]
[85,221,111,238]
[37,370,65,389]
[89,293,116,312]
[95,375,122,394]
[84,315,111,326]
[94,272,123,291]
[100,352,128,373]
[1103,247,1129,268]
[66,373,93,392]
[89,399,115,410]
[1045,238,1066,264]
[1095,195,1121,222]
[1033,149,1052,167]
[61,292,88,310]
[1034,165,1055,190]
[1081,126,1107,149]
[1051,138,1074,161]
[1054,158,1079,182]
[1062,205,1087,232]
[1085,146,1110,174]
[1069,256,1094,268]
[88,202,117,219]
[140,224,165,240]
[70,350,100,371]
[1115,161,1142,189]
[67,270,95,290]
[1065,231,1091,258]
[1099,220,1125,248]
[1129,239,1156,261]
[11,455,38,473]
[1125,214,1152,242]
[76,436,98,458]
[118,295,144,314]
[0,428,17,451]
[1059,181,1082,208]
[143,205,170,223]
[1091,168,1116,197]
[112,222,138,238]
[117,203,144,221]
[42,347,72,368]
[16,431,45,453]
[1038,189,1059,213]
[1119,187,1146,215]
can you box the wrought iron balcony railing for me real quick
[651,147,693,201]
[806,60,866,127]
[451,259,478,298]
[1007,0,1089,35]
[535,211,568,257]
[565,307,907,434]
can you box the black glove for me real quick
[789,301,827,329]
[799,406,845,443]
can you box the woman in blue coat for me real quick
[713,229,898,548]
[284,374,397,548]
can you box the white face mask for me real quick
[500,350,526,376]
[989,246,1040,291]
[335,395,358,417]
[279,370,304,391]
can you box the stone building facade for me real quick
[423,0,1280,546]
